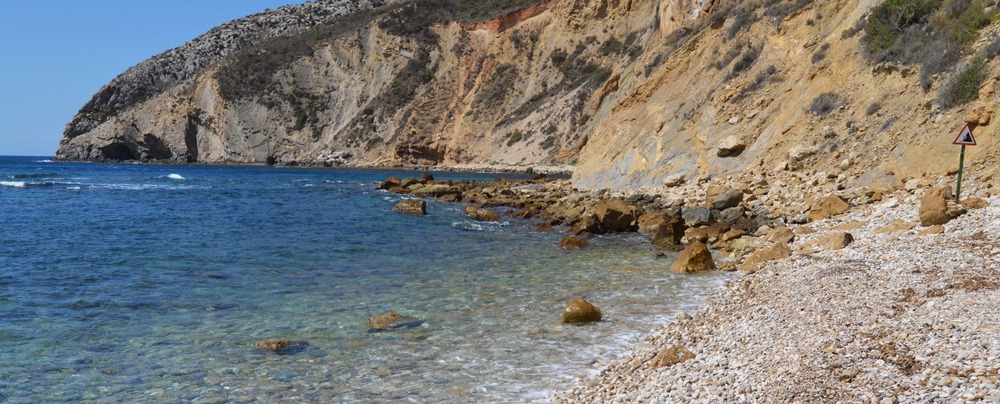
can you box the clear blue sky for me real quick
[0,0,305,156]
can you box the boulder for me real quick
[378,177,402,190]
[367,312,426,332]
[420,172,435,182]
[400,178,421,188]
[919,187,964,226]
[254,338,306,352]
[663,173,686,187]
[789,144,816,161]
[763,227,795,245]
[561,298,602,324]
[594,199,639,232]
[683,222,730,244]
[669,241,716,273]
[464,205,501,222]
[569,214,602,235]
[682,207,713,227]
[717,135,746,157]
[717,207,745,225]
[559,236,590,250]
[637,212,671,235]
[651,345,696,368]
[394,199,427,215]
[819,231,854,250]
[651,216,688,250]
[706,185,743,210]
[808,195,850,222]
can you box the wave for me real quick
[166,174,185,180]
[0,181,64,189]
[8,173,61,179]
[33,159,53,163]
[0,181,26,188]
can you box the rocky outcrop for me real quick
[464,205,501,222]
[561,297,602,324]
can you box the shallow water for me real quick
[0,156,729,402]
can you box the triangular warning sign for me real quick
[953,123,977,146]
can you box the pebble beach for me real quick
[557,189,1000,403]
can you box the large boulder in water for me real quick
[669,241,716,273]
[367,312,425,332]
[394,199,426,215]
[651,216,687,250]
[378,177,402,190]
[561,297,602,324]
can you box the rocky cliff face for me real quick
[58,0,1000,192]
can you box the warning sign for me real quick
[953,123,977,145]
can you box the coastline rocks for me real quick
[378,177,402,190]
[464,205,501,222]
[367,312,425,332]
[559,236,590,250]
[594,199,640,233]
[561,298,602,324]
[254,338,306,352]
[682,207,713,228]
[651,216,687,250]
[394,199,427,215]
[919,187,966,226]
[808,195,850,222]
[638,212,671,235]
[651,345,696,368]
[669,241,716,273]
[706,185,743,210]
[739,242,791,271]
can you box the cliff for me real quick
[57,0,1000,192]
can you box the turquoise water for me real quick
[0,156,728,402]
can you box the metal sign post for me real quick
[952,123,977,199]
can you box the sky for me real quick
[0,0,306,156]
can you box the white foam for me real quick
[34,159,53,163]
[166,174,185,180]
[0,181,26,188]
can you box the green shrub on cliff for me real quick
[938,56,985,109]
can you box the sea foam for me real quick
[166,174,185,180]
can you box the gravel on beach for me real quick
[557,193,1000,403]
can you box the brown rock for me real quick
[394,199,427,215]
[561,297,602,324]
[254,338,305,351]
[420,172,435,182]
[963,197,989,209]
[651,216,687,250]
[669,241,716,273]
[464,205,501,222]
[378,177,402,190]
[594,199,639,232]
[637,212,671,235]
[684,222,730,243]
[819,231,854,250]
[720,229,745,242]
[875,219,916,234]
[832,221,864,231]
[919,187,962,226]
[651,345,695,368]
[740,242,792,271]
[921,225,945,235]
[763,227,795,245]
[705,185,743,210]
[559,236,590,250]
[367,312,425,332]
[569,214,601,235]
[808,195,851,222]
[719,261,739,271]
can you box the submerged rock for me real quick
[394,199,427,215]
[561,297,602,324]
[366,312,425,332]
[254,338,306,352]
[559,236,590,250]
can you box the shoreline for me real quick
[556,188,1000,402]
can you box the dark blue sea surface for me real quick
[0,156,728,402]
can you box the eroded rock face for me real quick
[561,297,602,324]
[669,241,716,273]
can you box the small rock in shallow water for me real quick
[394,199,427,215]
[254,338,306,352]
[562,297,602,324]
[367,312,426,332]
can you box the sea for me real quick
[0,155,729,402]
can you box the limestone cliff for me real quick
[58,0,1000,192]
